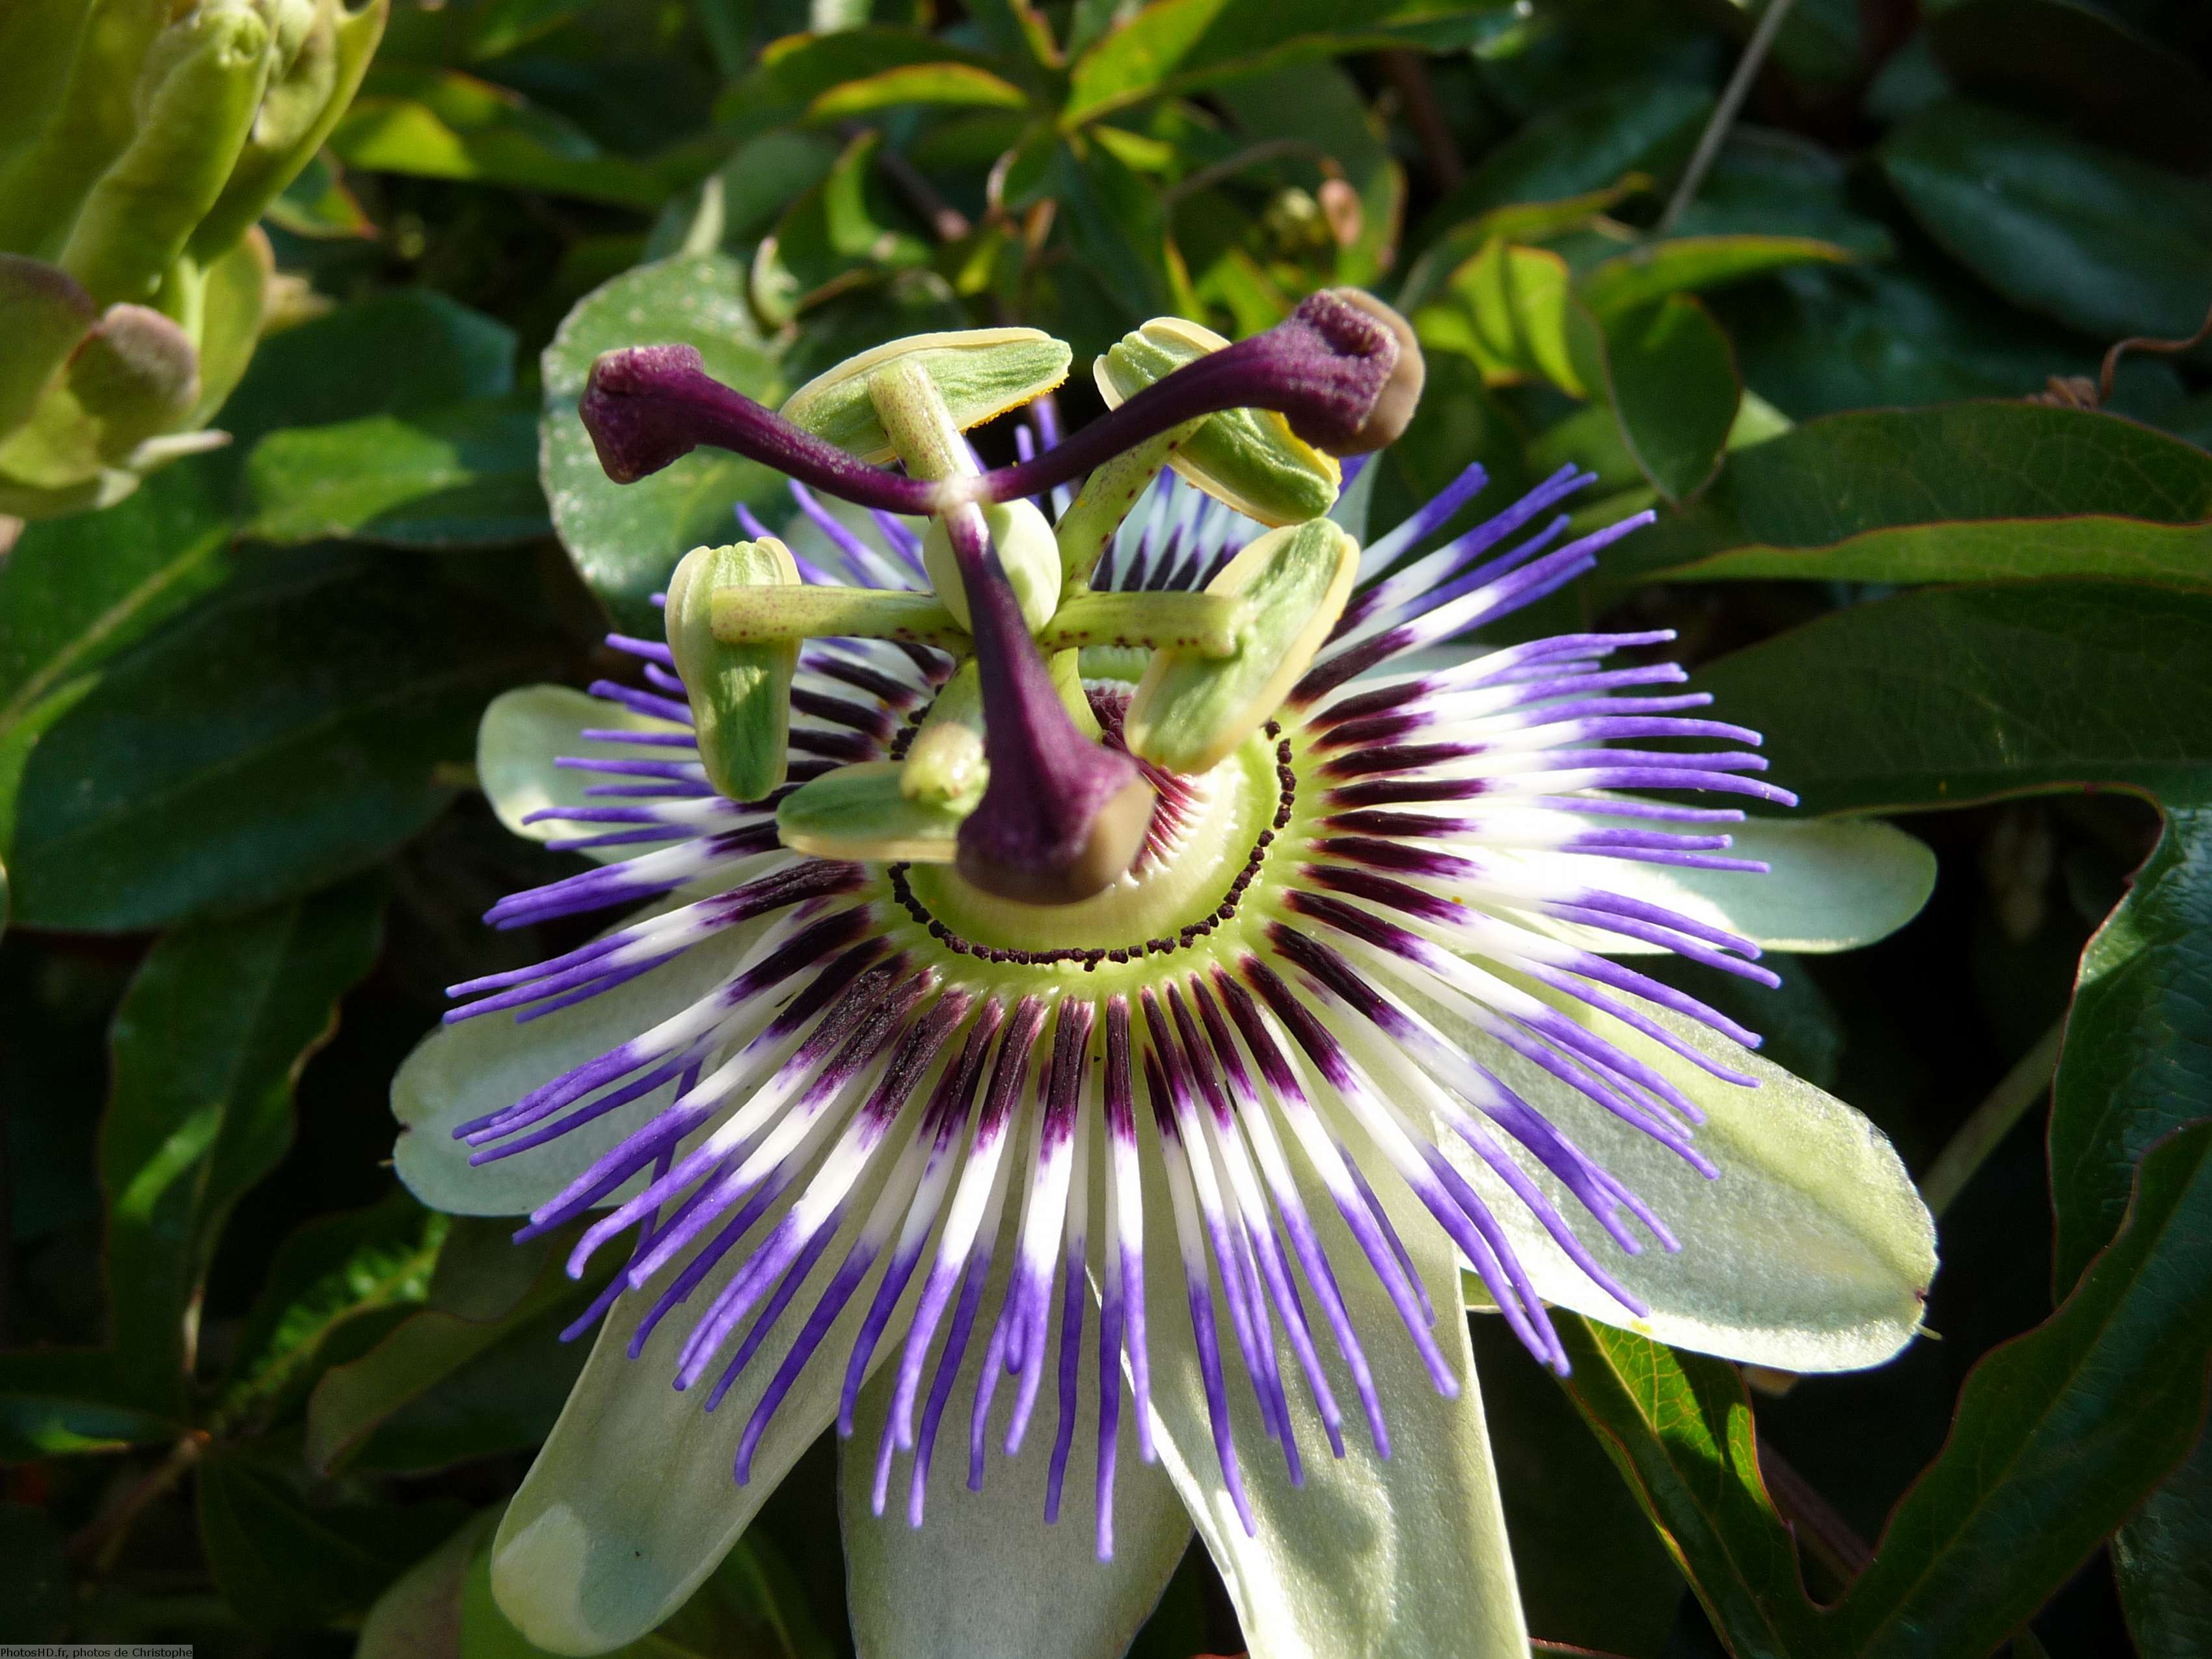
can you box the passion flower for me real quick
[395,301,1939,1659]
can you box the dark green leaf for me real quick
[540,251,786,630]
[1623,403,2212,584]
[0,456,236,854]
[1576,236,1852,319]
[1880,100,2212,351]
[0,1351,180,1458]
[245,399,549,548]
[1584,292,1739,503]
[2114,1424,2212,1658]
[303,1221,603,1474]
[101,878,386,1399]
[1693,583,2212,815]
[748,131,932,324]
[198,1441,466,1632]
[1664,131,1895,257]
[330,67,671,209]
[1051,137,1176,329]
[1926,0,2212,171]
[1835,1123,2212,1658]
[9,549,561,931]
[0,1502,70,1639]
[223,1191,449,1427]
[221,291,518,455]
[1555,1317,1815,1659]
[1419,79,1712,237]
[1062,0,1507,126]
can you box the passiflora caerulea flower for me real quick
[394,295,1939,1659]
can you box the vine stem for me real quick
[1652,0,1803,237]
[69,1430,209,1576]
[1919,1017,2070,1219]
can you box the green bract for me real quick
[666,539,800,805]
[1096,317,1342,527]
[0,0,387,518]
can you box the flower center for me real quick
[889,685,1294,969]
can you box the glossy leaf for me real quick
[330,68,669,208]
[1577,235,1852,317]
[102,879,387,1399]
[246,399,548,548]
[1585,292,1739,504]
[1623,403,2212,584]
[1062,0,1501,125]
[1421,79,1712,228]
[1693,583,2212,815]
[1556,1317,1816,1659]
[8,549,561,932]
[540,252,785,630]
[1880,100,2212,351]
[1413,241,1580,394]
[1834,1123,2212,1657]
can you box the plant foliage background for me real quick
[5,1,2212,1656]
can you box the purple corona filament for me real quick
[447,414,1792,1561]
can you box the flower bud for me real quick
[781,328,1072,464]
[666,538,801,805]
[1095,317,1341,527]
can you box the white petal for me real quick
[391,911,770,1217]
[491,1178,919,1654]
[1416,991,1937,1371]
[1137,1127,1530,1659]
[1544,814,1936,954]
[839,1273,1189,1659]
[479,686,691,863]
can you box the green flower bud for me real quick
[923,496,1059,634]
[1125,516,1359,775]
[1095,317,1342,528]
[781,328,1072,464]
[666,539,801,805]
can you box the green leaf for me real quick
[8,548,560,932]
[303,1221,605,1476]
[0,1503,69,1640]
[1418,78,1712,233]
[1693,583,2212,816]
[198,1440,468,1632]
[748,131,933,324]
[330,67,670,209]
[747,25,1021,121]
[245,399,549,548]
[1880,100,2212,351]
[221,290,518,455]
[1577,235,1853,318]
[539,251,786,630]
[1061,0,1504,125]
[1926,0,2212,174]
[1556,1318,1816,1659]
[0,455,236,855]
[1834,1123,2212,1658]
[1583,292,1739,504]
[1049,137,1175,328]
[2045,798,2212,1652]
[1623,402,2212,585]
[101,878,386,1401]
[223,1191,450,1427]
[1413,241,1580,394]
[807,61,1031,119]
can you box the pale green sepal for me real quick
[492,1167,926,1654]
[391,906,777,1218]
[902,661,984,805]
[781,327,1072,464]
[1096,319,1340,528]
[1127,519,1358,775]
[923,496,1060,633]
[839,1256,1190,1659]
[1538,813,1936,955]
[1403,989,1938,1371]
[1137,1130,1530,1659]
[667,539,798,805]
[711,584,969,652]
[1036,589,1246,659]
[779,761,973,863]
[478,685,685,865]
